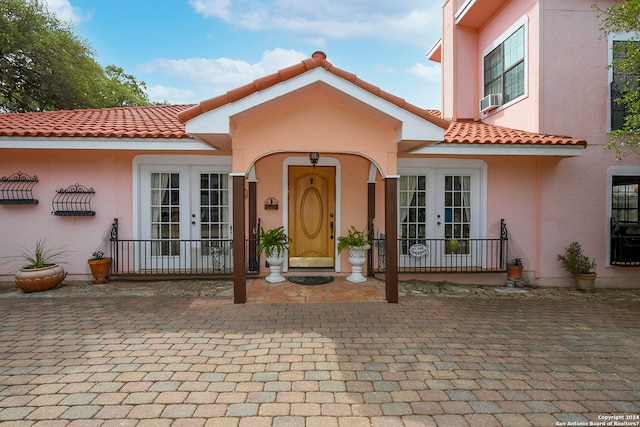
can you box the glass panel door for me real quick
[192,169,231,271]
[140,165,190,271]
[398,168,480,269]
[441,174,473,268]
[140,165,231,273]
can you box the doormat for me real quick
[288,276,334,285]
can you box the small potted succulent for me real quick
[88,250,112,284]
[256,226,291,283]
[507,257,523,280]
[337,226,371,283]
[13,239,67,293]
[557,241,596,292]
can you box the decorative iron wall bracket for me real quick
[0,172,39,205]
[52,183,96,216]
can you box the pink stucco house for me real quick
[1,0,638,302]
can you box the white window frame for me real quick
[397,159,487,235]
[133,155,232,241]
[481,15,529,115]
[607,32,639,132]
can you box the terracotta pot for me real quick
[507,264,523,279]
[88,257,112,284]
[15,264,67,293]
[574,273,596,293]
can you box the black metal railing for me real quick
[610,218,640,266]
[109,219,260,278]
[370,219,509,274]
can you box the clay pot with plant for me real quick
[88,250,112,284]
[13,239,67,293]
[557,241,597,292]
[507,257,523,280]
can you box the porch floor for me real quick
[247,276,386,303]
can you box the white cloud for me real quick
[188,0,441,46]
[375,64,396,74]
[38,0,88,24]
[138,48,308,104]
[146,85,196,105]
[407,62,441,84]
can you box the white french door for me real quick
[139,164,231,272]
[399,168,481,269]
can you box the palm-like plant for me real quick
[337,226,371,253]
[18,239,66,269]
[256,226,291,257]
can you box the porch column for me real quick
[232,173,246,303]
[367,180,376,277]
[248,180,258,272]
[385,175,398,303]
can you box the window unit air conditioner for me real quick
[480,94,502,113]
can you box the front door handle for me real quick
[329,221,334,239]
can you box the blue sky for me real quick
[43,0,443,109]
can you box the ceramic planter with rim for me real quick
[265,251,286,283]
[15,264,67,293]
[574,273,596,293]
[346,244,370,283]
[88,257,112,284]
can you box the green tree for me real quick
[0,0,150,112]
[595,0,640,158]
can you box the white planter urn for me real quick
[346,245,370,283]
[265,251,286,283]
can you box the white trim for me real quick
[398,158,487,242]
[481,15,529,116]
[407,143,584,157]
[426,38,442,60]
[606,165,640,266]
[185,68,446,143]
[282,156,342,273]
[0,137,214,151]
[455,0,476,22]
[132,155,232,241]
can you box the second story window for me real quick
[483,25,525,105]
[610,40,639,131]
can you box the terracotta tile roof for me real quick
[0,104,191,139]
[0,49,585,149]
[446,119,587,146]
[177,51,452,130]
[0,106,587,147]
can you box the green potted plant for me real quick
[557,241,596,292]
[256,226,291,283]
[507,257,523,280]
[337,226,371,283]
[447,238,460,254]
[13,239,67,293]
[88,250,112,284]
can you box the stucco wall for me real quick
[0,149,135,279]
[0,149,217,281]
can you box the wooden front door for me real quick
[288,166,336,268]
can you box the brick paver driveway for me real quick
[1,283,639,426]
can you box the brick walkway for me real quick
[0,279,639,426]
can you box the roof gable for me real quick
[178,51,451,148]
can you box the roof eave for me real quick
[407,143,586,156]
[0,136,214,151]
[185,68,449,144]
